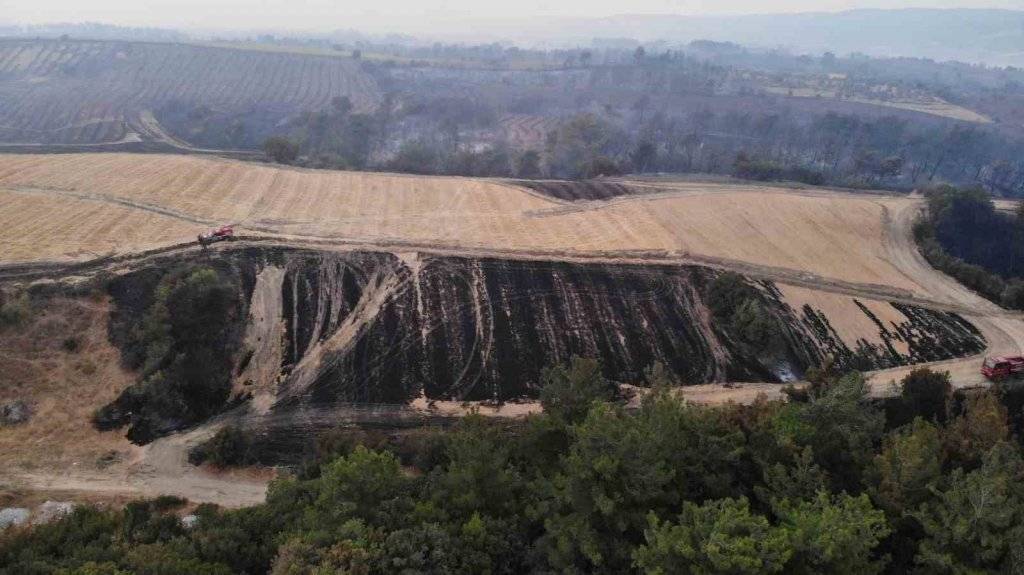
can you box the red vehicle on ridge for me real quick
[981,356,1024,381]
[198,225,235,247]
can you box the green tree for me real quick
[429,415,524,521]
[755,447,829,509]
[315,446,408,525]
[705,272,783,357]
[375,523,455,574]
[897,368,952,425]
[122,541,232,575]
[915,442,1024,573]
[630,141,657,173]
[269,525,375,575]
[944,391,1009,471]
[546,113,613,179]
[57,562,131,575]
[514,149,542,179]
[793,373,885,492]
[870,418,943,516]
[540,392,744,571]
[539,357,616,425]
[263,136,299,164]
[96,265,243,443]
[388,139,440,174]
[776,492,891,574]
[634,497,791,575]
[729,298,783,356]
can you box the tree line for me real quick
[914,185,1024,310]
[242,47,1024,196]
[5,359,1024,574]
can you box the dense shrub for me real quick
[262,136,300,164]
[188,425,256,468]
[707,272,784,356]
[914,185,1024,310]
[733,153,826,185]
[0,291,30,327]
[95,265,244,443]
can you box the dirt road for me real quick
[7,421,268,508]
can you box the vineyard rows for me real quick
[0,39,381,145]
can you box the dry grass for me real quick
[777,284,912,355]
[0,188,197,261]
[0,154,926,294]
[0,294,136,471]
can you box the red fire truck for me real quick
[981,356,1024,381]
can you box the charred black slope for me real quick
[513,179,642,201]
[282,254,754,405]
[97,247,986,441]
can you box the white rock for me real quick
[33,501,75,524]
[0,508,30,529]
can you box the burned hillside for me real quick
[92,247,986,443]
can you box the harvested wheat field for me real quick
[1,153,925,296]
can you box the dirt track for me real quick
[2,153,1023,506]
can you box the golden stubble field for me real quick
[0,153,923,295]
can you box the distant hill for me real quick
[430,9,1024,68]
[245,9,1024,67]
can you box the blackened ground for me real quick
[513,179,641,201]
[98,247,988,429]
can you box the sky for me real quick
[2,0,1023,33]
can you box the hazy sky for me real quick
[3,0,1023,32]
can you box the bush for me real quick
[0,291,30,327]
[62,337,80,353]
[889,368,953,427]
[263,136,299,164]
[188,425,255,468]
[707,272,783,356]
[96,265,243,443]
[1002,280,1024,309]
